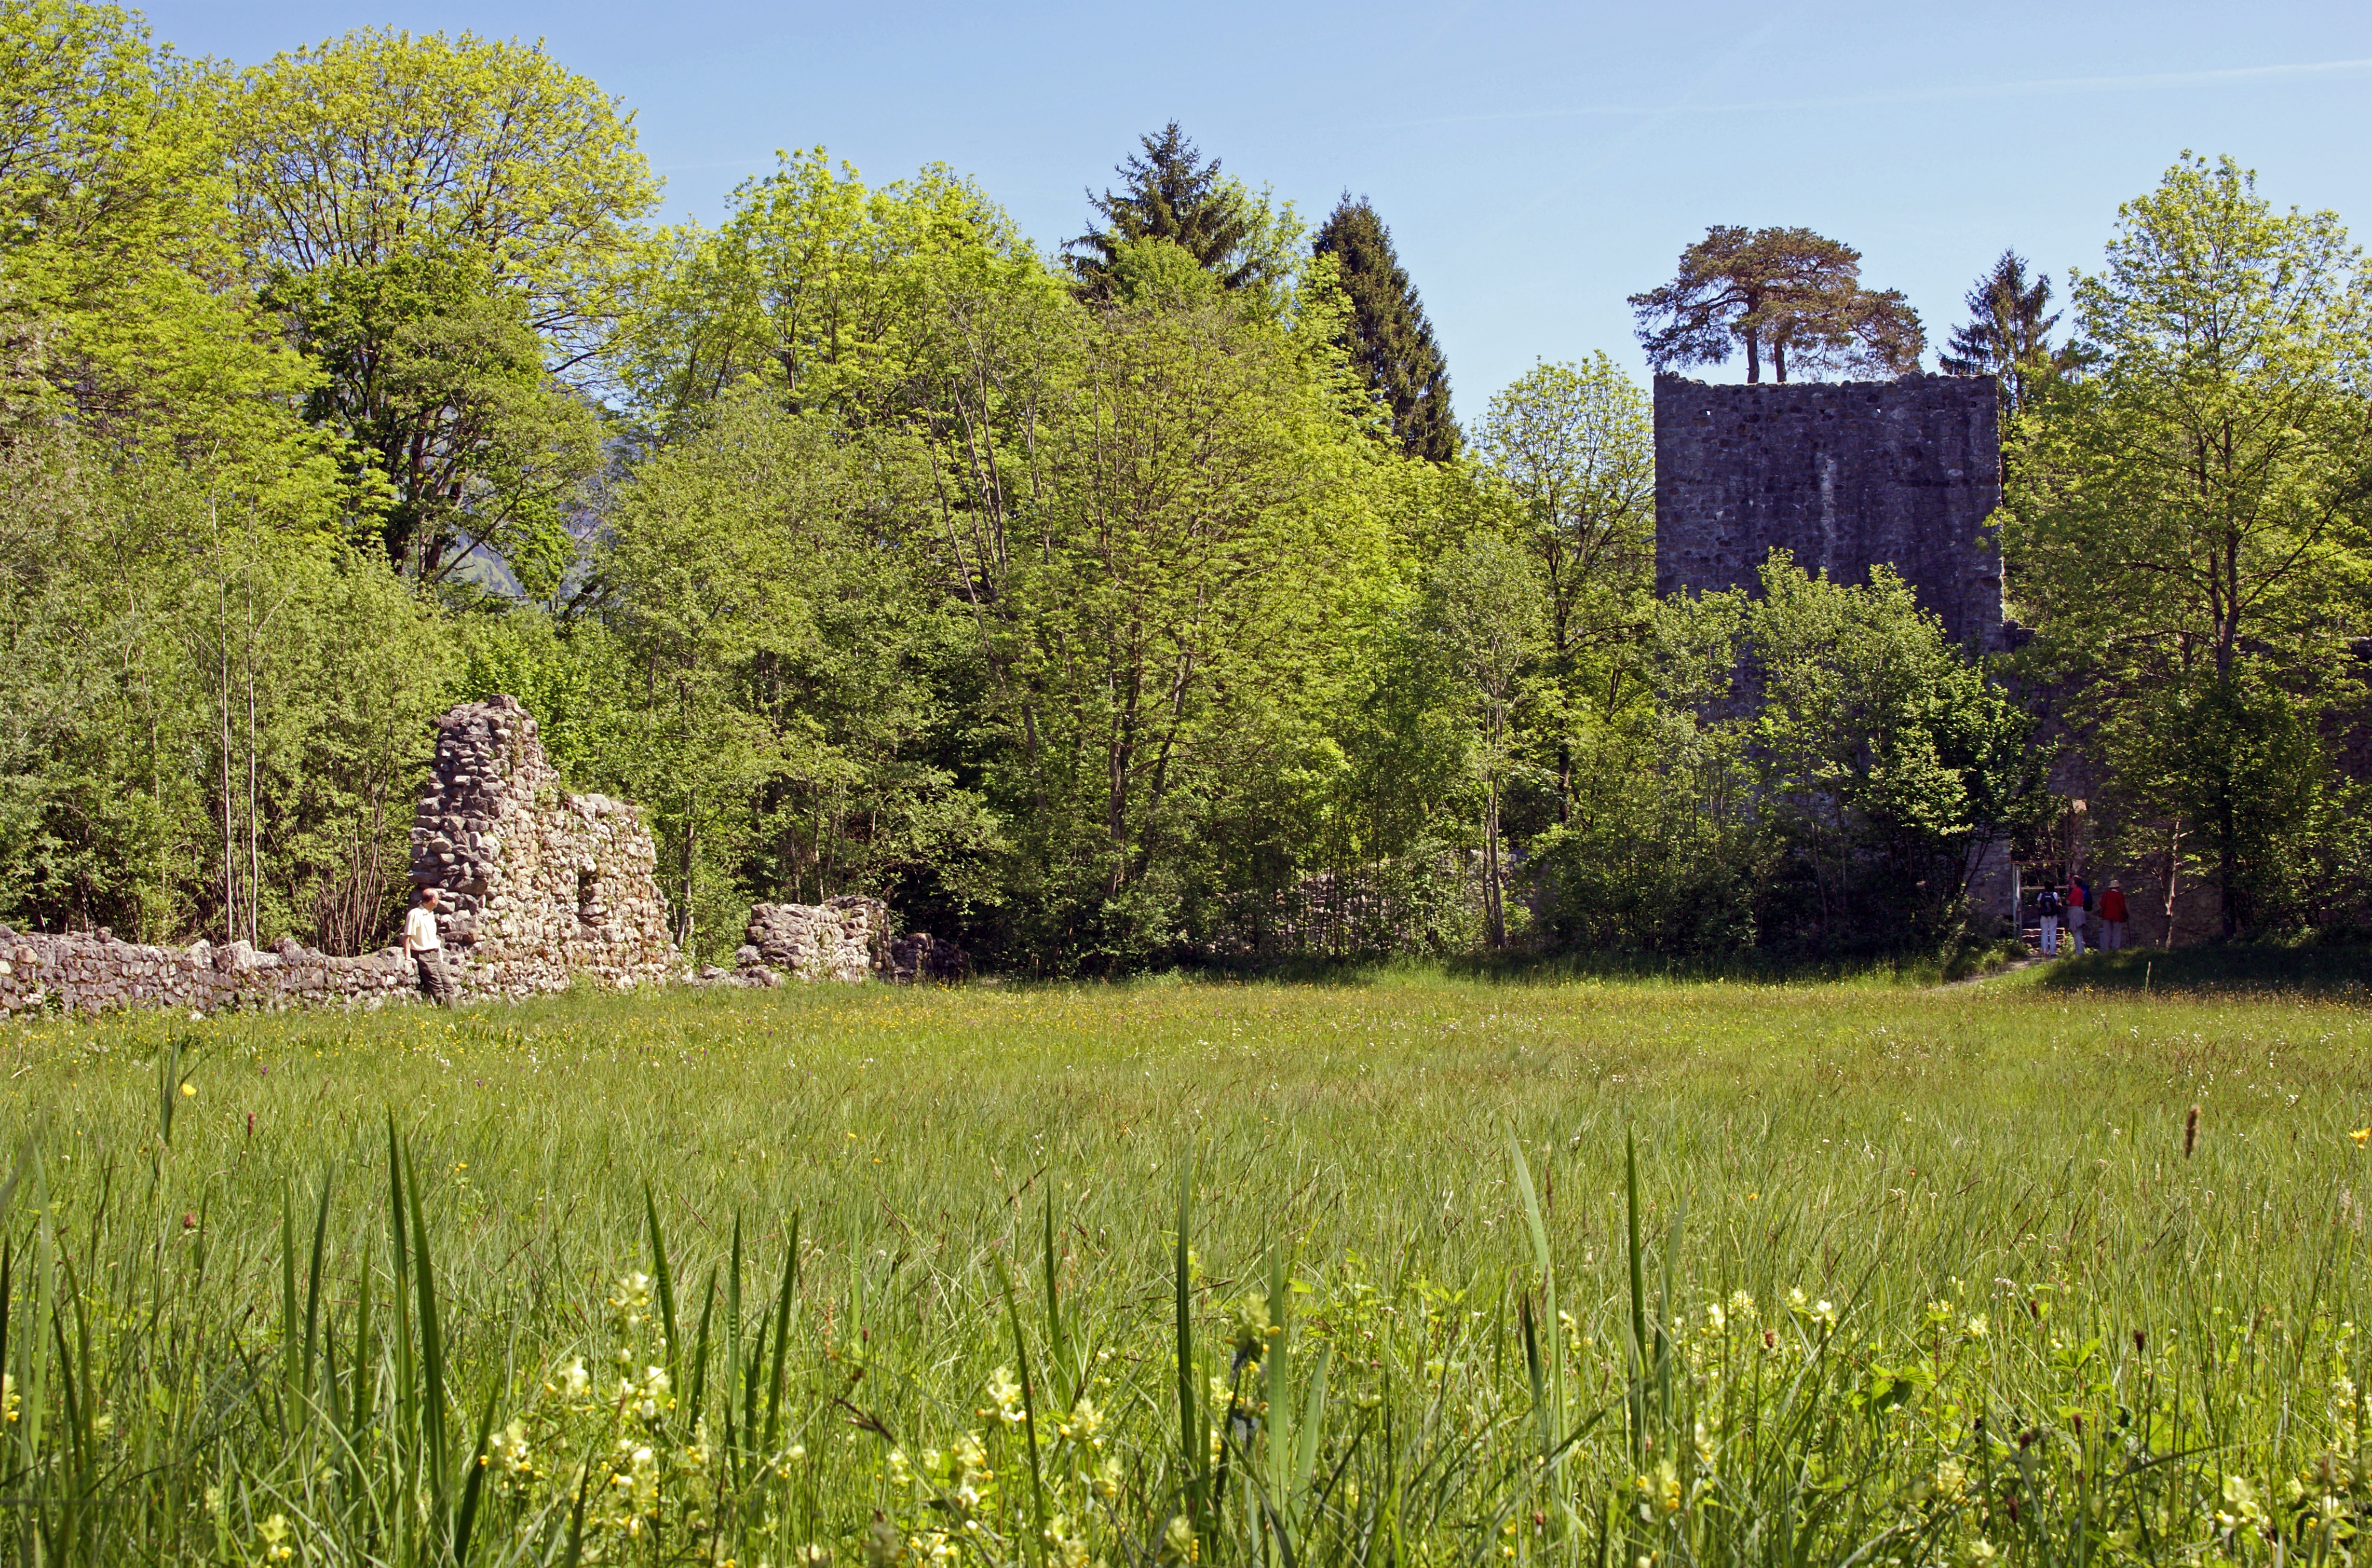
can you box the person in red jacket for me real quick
[2098,880,2130,951]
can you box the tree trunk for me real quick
[245,569,260,947]
[1483,778,1506,949]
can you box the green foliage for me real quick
[1067,123,1303,307]
[2008,153,2372,935]
[1530,556,2045,955]
[1312,194,1457,461]
[1630,225,1924,383]
[226,26,657,585]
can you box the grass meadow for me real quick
[2,956,2368,1566]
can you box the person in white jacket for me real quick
[403,886,456,1006]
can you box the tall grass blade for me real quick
[304,1169,331,1402]
[1624,1127,1647,1465]
[406,1137,452,1516]
[1174,1152,1205,1546]
[645,1182,681,1388]
[1043,1188,1071,1413]
[689,1267,718,1422]
[453,1385,498,1566]
[996,1252,1050,1568]
[762,1211,799,1454]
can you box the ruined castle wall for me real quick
[411,697,677,996]
[0,697,681,1018]
[0,932,417,1016]
[1653,374,2007,653]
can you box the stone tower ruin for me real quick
[1652,373,2007,652]
[411,696,678,996]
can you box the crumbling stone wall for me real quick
[716,898,970,986]
[1654,374,2007,652]
[0,931,417,1016]
[738,897,882,983]
[411,697,677,996]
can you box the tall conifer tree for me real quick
[1069,123,1252,297]
[1313,194,1457,461]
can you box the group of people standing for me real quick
[2034,875,2130,957]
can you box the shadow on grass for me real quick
[2030,939,2370,997]
[1180,936,2030,990]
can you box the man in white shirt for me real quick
[403,885,456,1006]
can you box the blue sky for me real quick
[146,0,2372,418]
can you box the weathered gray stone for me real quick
[1653,374,2007,653]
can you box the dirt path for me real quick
[1936,957,2045,989]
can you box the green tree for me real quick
[1311,194,1456,461]
[1741,554,2045,948]
[225,28,657,590]
[1475,356,1656,822]
[0,0,323,465]
[1067,124,1300,304]
[2007,154,2372,933]
[1630,226,1924,383]
[1937,249,2083,416]
[1420,534,1543,948]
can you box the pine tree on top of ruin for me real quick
[1630,226,1925,383]
[1939,250,2090,417]
[1313,194,1458,462]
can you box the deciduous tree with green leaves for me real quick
[2007,153,2372,933]
[1476,355,1656,823]
[226,28,657,592]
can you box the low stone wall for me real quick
[718,899,969,986]
[739,897,883,983]
[0,931,419,1017]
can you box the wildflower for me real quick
[1164,1512,1198,1561]
[1059,1395,1104,1446]
[609,1272,655,1329]
[800,1547,834,1568]
[258,1514,294,1563]
[1703,1302,1726,1333]
[489,1419,534,1477]
[986,1365,1026,1424]
[1786,1287,1809,1316]
[1965,1314,1989,1341]
[2217,1474,2269,1533]
[888,1448,915,1488]
[1727,1290,1757,1323]
[1635,1461,1681,1515]
[1094,1454,1124,1498]
[181,1082,195,1097]
[636,1365,672,1420]
[1,1374,16,1424]
[560,1357,590,1398]
[1968,1538,1997,1564]
[2352,1128,2369,1147]
[1932,1459,1967,1502]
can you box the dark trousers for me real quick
[414,950,456,1006]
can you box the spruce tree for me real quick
[1313,194,1457,461]
[1069,123,1253,297]
[1939,250,2085,417]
